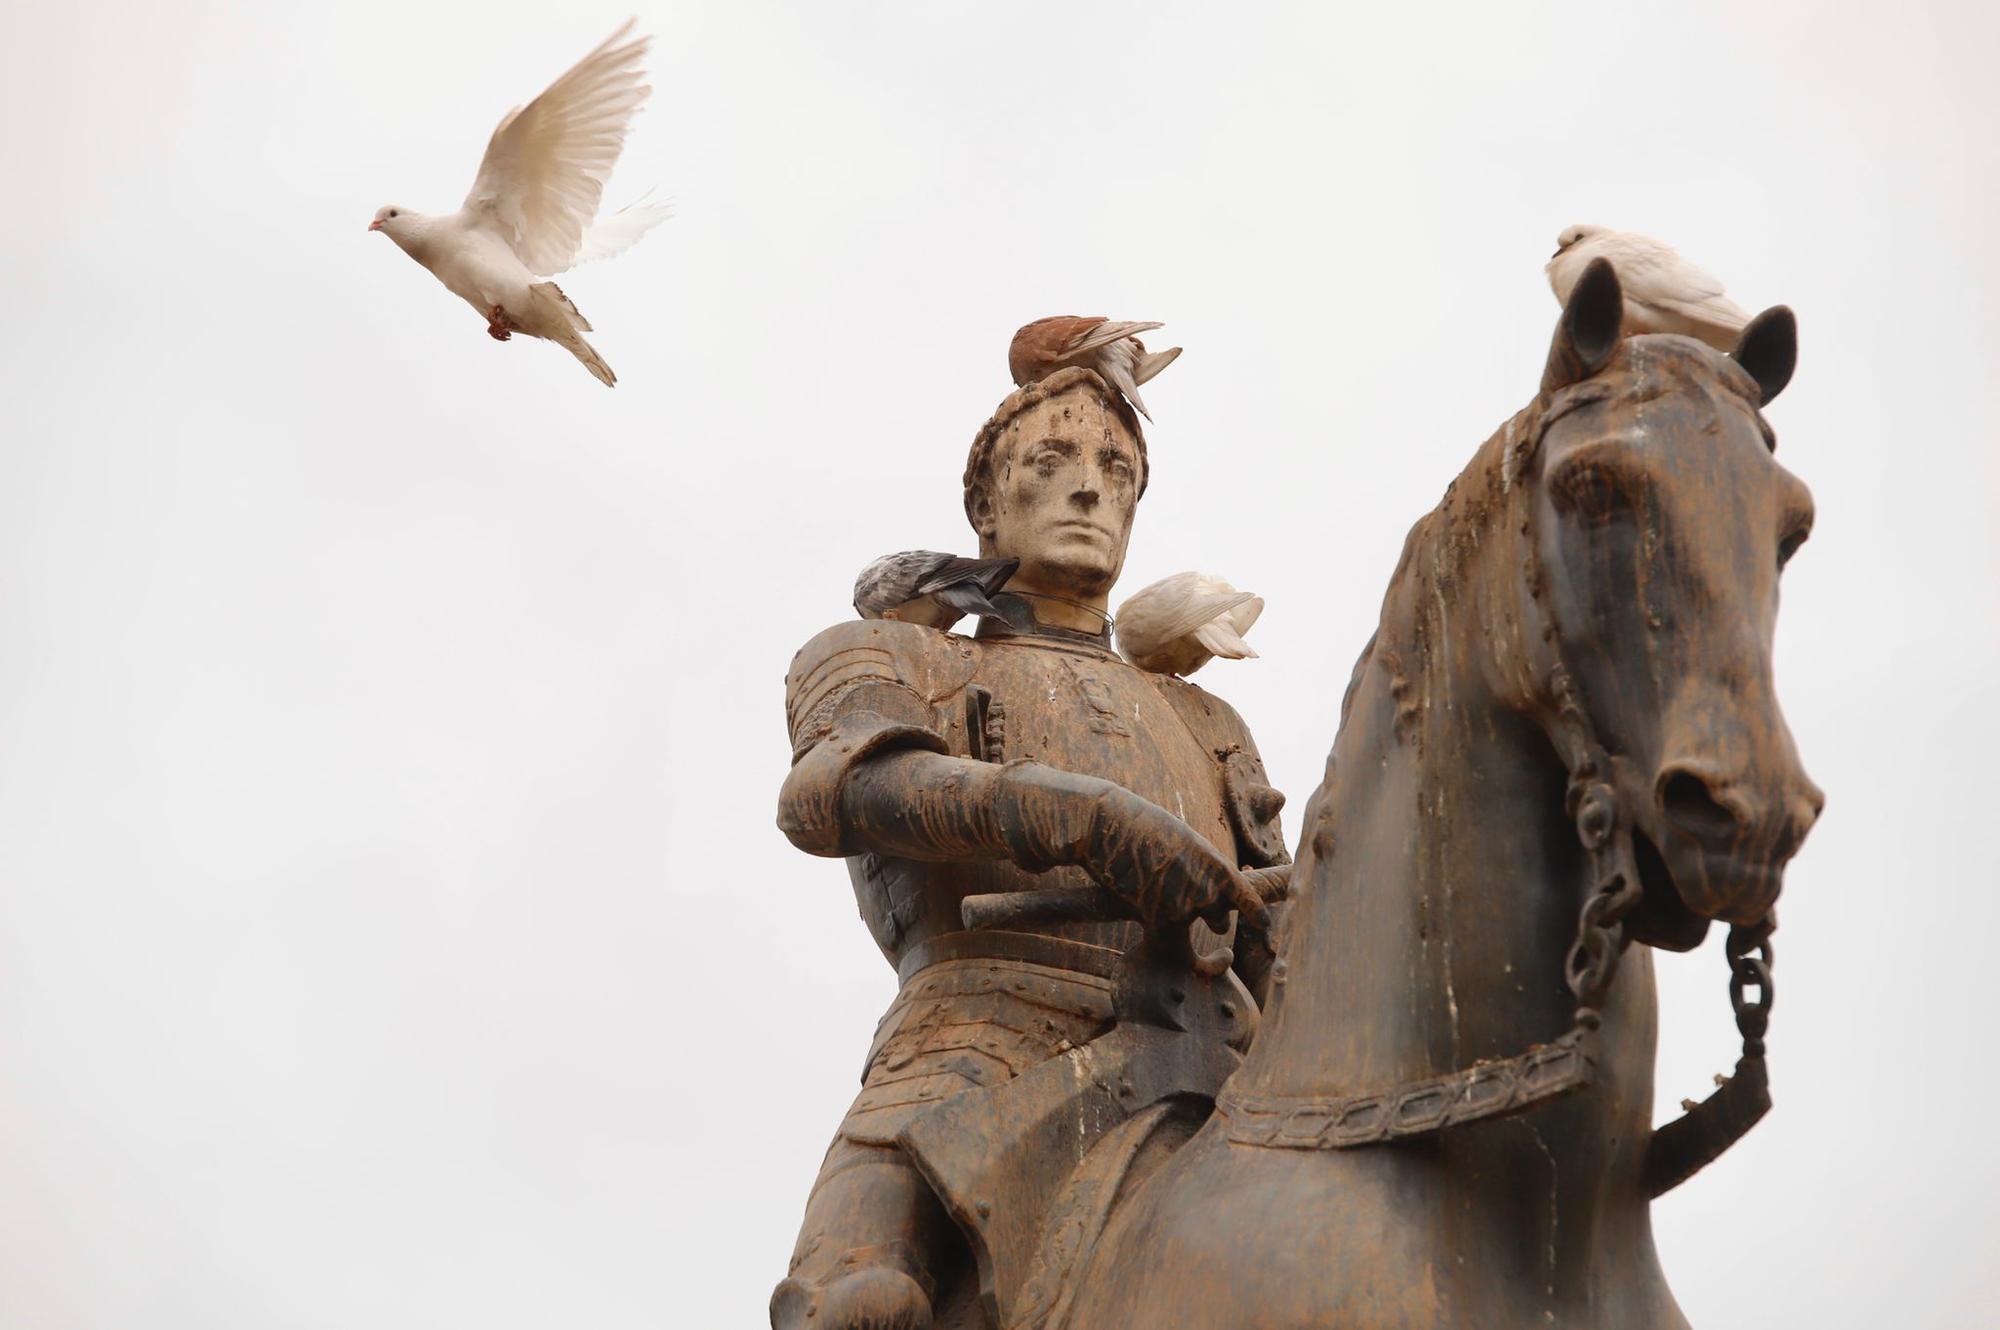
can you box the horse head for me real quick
[1518,258,1823,937]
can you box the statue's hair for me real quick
[962,367,1148,529]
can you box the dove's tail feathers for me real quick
[1106,364,1152,421]
[526,282,613,383]
[571,194,675,269]
[1133,344,1182,387]
[525,283,615,386]
[931,583,1014,628]
[1651,296,1752,354]
[531,281,593,333]
[1193,617,1258,661]
[562,335,617,387]
[1225,593,1264,637]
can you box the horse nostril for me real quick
[1773,787,1824,861]
[1659,769,1740,843]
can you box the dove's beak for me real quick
[367,219,383,232]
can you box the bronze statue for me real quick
[773,263,1820,1328]
[770,366,1289,1329]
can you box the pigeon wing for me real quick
[1193,595,1264,659]
[1192,619,1258,660]
[571,194,673,267]
[1613,243,1750,339]
[1059,319,1165,359]
[462,21,652,276]
[1130,588,1258,653]
[1010,316,1107,383]
[914,556,1019,598]
[1605,236,1737,309]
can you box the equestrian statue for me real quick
[771,261,1822,1329]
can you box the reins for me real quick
[1549,664,1777,1197]
[1221,406,1778,1194]
[1218,686,1776,1191]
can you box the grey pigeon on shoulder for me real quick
[1546,225,1752,353]
[368,21,673,386]
[854,552,1022,631]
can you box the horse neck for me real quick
[1240,482,1594,1098]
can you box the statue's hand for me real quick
[991,762,1270,934]
[1084,787,1269,933]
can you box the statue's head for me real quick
[962,367,1148,596]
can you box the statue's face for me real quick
[973,389,1140,594]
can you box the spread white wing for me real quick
[572,195,673,268]
[462,21,651,276]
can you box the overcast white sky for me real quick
[1,1,1994,1326]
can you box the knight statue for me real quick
[769,358,1289,1330]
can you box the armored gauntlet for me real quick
[826,747,1256,930]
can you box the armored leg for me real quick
[770,1139,954,1330]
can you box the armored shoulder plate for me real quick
[784,619,979,758]
[778,619,973,857]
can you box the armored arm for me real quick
[777,620,1264,929]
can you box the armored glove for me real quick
[831,749,1267,932]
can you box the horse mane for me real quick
[1336,407,1531,736]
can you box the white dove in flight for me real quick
[1115,572,1263,677]
[368,21,672,387]
[1546,225,1752,353]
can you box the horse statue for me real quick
[986,259,1823,1328]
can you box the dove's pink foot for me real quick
[486,305,515,342]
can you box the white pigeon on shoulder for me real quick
[1115,572,1263,678]
[368,21,672,387]
[1546,225,1752,353]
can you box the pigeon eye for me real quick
[388,209,398,218]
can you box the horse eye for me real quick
[1548,459,1632,523]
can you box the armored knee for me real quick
[770,1243,933,1330]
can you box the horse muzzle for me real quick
[1651,758,1824,924]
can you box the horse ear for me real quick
[1541,257,1624,395]
[1733,305,1797,405]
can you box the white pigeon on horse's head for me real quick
[1115,572,1263,677]
[368,20,672,387]
[1546,225,1753,353]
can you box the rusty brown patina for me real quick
[772,269,1820,1329]
[1062,261,1819,1330]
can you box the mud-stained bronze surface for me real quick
[772,275,1819,1328]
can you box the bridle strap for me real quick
[1221,530,1778,1184]
[1643,920,1774,1196]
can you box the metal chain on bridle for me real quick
[1550,662,1776,1195]
[1219,408,1779,1188]
[1218,686,1777,1182]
